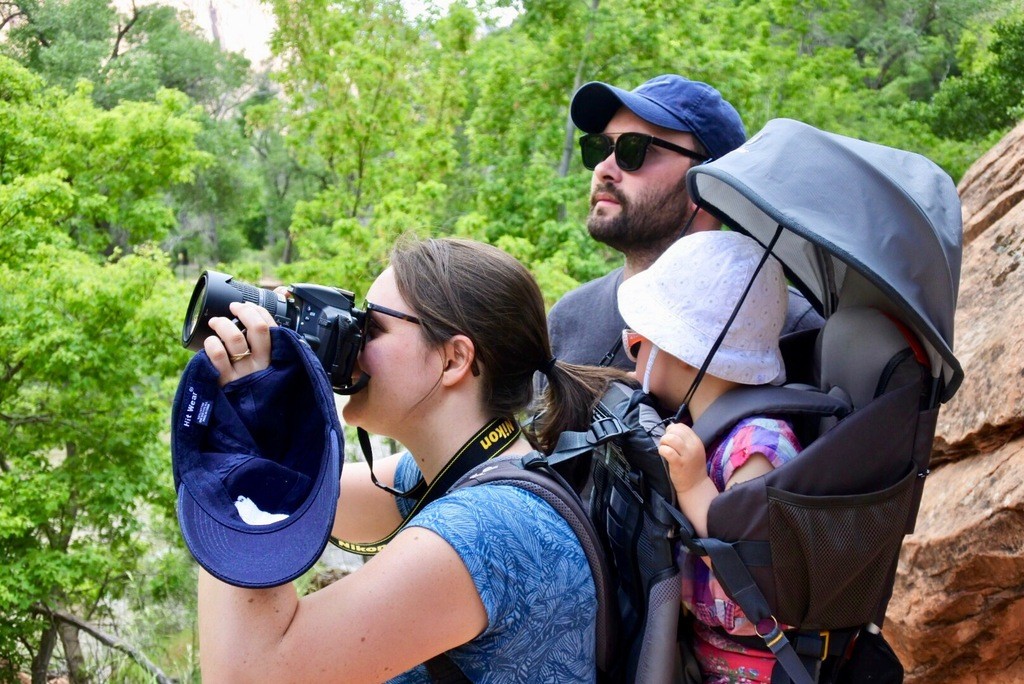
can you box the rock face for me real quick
[885,120,1024,682]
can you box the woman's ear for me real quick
[440,334,478,387]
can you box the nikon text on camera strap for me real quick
[331,417,522,555]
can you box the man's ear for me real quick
[440,334,478,387]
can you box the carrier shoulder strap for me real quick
[425,452,616,682]
[456,452,617,673]
[547,381,639,467]
[691,385,853,448]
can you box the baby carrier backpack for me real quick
[605,118,961,684]
[434,119,963,684]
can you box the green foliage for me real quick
[60,87,211,253]
[0,55,199,677]
[241,87,321,262]
[2,0,1022,677]
[0,57,209,255]
[1,0,115,90]
[97,5,251,110]
[929,15,1024,140]
[0,244,191,668]
[1,0,251,111]
[170,113,263,264]
[259,0,1021,300]
[1,0,262,273]
[109,505,201,683]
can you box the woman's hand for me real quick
[204,301,277,387]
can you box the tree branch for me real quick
[0,408,104,427]
[31,605,177,684]
[110,3,140,61]
[0,412,57,426]
[2,360,24,385]
[0,9,25,32]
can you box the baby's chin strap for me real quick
[641,346,659,394]
[676,202,700,241]
[666,225,785,427]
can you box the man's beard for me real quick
[587,175,692,256]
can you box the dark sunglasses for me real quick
[579,132,708,172]
[361,302,421,344]
[361,302,481,376]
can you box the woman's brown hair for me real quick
[389,236,631,453]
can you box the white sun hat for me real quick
[617,230,787,386]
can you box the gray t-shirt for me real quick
[547,267,824,371]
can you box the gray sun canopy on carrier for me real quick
[686,118,963,403]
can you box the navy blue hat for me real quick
[570,74,747,162]
[171,327,342,588]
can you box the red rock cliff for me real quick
[886,120,1024,683]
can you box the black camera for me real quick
[181,270,368,394]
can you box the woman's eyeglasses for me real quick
[365,302,421,326]
[622,328,644,362]
[361,302,421,346]
[579,132,708,172]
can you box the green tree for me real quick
[260,0,1013,299]
[264,0,474,294]
[170,113,263,266]
[1,0,269,272]
[0,55,198,682]
[929,15,1024,140]
[1,0,251,111]
[240,82,323,264]
[58,84,210,255]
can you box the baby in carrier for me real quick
[617,229,800,683]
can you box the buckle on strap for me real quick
[755,617,785,651]
[793,630,832,661]
[587,416,626,445]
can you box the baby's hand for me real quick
[658,423,708,497]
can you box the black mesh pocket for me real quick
[767,464,918,629]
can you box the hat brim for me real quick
[619,274,704,366]
[171,327,343,589]
[177,428,340,588]
[618,275,785,386]
[571,81,692,134]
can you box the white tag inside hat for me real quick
[234,496,290,525]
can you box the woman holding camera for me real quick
[197,237,621,683]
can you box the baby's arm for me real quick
[658,423,719,537]
[726,453,773,488]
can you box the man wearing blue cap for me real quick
[549,74,822,370]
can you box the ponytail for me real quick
[529,361,635,455]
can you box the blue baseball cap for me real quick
[570,74,746,162]
[171,326,342,588]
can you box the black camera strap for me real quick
[331,417,522,555]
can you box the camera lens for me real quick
[184,278,208,342]
[181,271,288,352]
